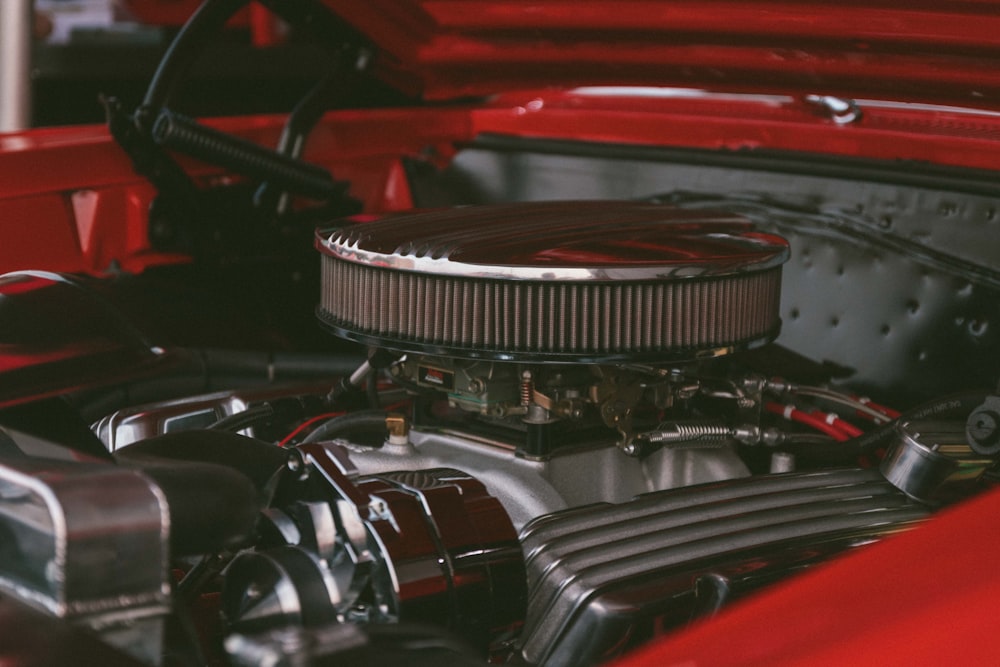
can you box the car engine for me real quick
[1,198,996,667]
[3,2,1000,663]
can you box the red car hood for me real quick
[322,0,1000,109]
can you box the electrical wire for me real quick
[208,403,273,432]
[300,410,392,444]
[765,402,854,442]
[366,368,381,409]
[853,389,992,454]
[382,399,411,413]
[783,384,898,424]
[849,394,901,419]
[806,408,863,438]
[278,411,345,448]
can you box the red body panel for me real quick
[321,0,1000,109]
[0,109,471,274]
[614,483,1000,667]
[5,93,1000,275]
[120,2,1000,108]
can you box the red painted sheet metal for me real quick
[472,90,1000,173]
[116,1,1000,109]
[320,0,1000,109]
[611,483,1000,667]
[9,94,1000,197]
[7,95,1000,275]
[0,108,472,275]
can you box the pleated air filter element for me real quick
[316,201,790,362]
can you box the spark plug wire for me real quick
[766,379,900,424]
[278,411,345,448]
[764,402,854,442]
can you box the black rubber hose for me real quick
[128,460,260,556]
[152,109,346,200]
[115,429,290,501]
[115,430,292,554]
[366,368,381,409]
[854,389,992,454]
[300,409,389,444]
[208,403,275,432]
[209,395,327,433]
[71,348,364,422]
[778,439,862,466]
[141,0,248,116]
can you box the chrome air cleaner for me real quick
[316,201,789,362]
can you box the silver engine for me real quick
[315,199,790,521]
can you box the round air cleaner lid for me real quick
[316,201,789,362]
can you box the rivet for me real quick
[938,202,958,216]
[969,319,988,337]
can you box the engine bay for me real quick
[3,2,1000,665]
[2,193,998,666]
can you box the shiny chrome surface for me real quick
[518,468,928,667]
[344,427,750,530]
[94,381,333,451]
[0,457,169,618]
[0,455,170,663]
[880,419,992,504]
[223,546,341,635]
[318,201,789,281]
[232,442,527,650]
[317,202,788,360]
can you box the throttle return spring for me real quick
[642,421,735,448]
[152,109,346,200]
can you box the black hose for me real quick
[300,409,389,444]
[853,389,992,454]
[71,348,364,421]
[115,429,290,503]
[141,0,248,116]
[255,66,347,214]
[208,403,274,432]
[781,434,835,446]
[366,368,381,409]
[115,431,283,555]
[778,438,858,466]
[209,395,328,434]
